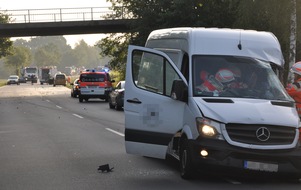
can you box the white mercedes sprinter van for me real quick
[124,27,301,179]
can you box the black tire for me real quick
[79,97,83,102]
[85,98,89,102]
[109,98,114,109]
[180,138,196,179]
[115,103,122,111]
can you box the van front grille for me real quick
[225,124,296,145]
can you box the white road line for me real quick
[106,128,124,137]
[46,99,50,102]
[72,114,84,119]
[224,178,242,185]
[56,105,62,109]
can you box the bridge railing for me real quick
[0,6,126,23]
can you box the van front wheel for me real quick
[180,139,195,179]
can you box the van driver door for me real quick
[124,45,188,159]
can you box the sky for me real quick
[0,0,112,48]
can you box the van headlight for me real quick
[196,117,224,140]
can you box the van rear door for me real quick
[124,45,187,159]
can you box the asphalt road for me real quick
[0,83,300,190]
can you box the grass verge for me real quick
[0,79,7,87]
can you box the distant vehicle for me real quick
[78,69,114,102]
[53,73,67,87]
[7,75,20,85]
[70,78,80,98]
[18,77,26,83]
[39,66,58,85]
[108,80,125,110]
[22,67,38,83]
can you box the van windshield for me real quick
[193,55,291,101]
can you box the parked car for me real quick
[53,73,67,87]
[108,80,125,110]
[7,75,20,85]
[18,77,26,83]
[70,78,80,98]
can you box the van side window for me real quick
[181,54,189,83]
[132,50,181,96]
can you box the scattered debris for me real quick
[98,164,114,173]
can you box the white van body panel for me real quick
[125,142,168,159]
[194,97,298,126]
[146,27,284,67]
[124,46,187,159]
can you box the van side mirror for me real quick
[170,79,188,102]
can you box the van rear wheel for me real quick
[180,139,196,179]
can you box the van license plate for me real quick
[244,161,278,172]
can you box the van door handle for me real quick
[127,98,142,104]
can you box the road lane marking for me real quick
[46,99,50,102]
[224,178,241,185]
[56,105,62,109]
[106,128,124,137]
[73,114,83,119]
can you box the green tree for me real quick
[99,0,240,79]
[29,36,71,53]
[73,40,105,69]
[108,0,239,45]
[34,43,61,67]
[233,0,301,84]
[97,33,131,79]
[13,39,30,48]
[0,13,13,58]
[4,46,32,75]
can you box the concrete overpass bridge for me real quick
[0,7,135,38]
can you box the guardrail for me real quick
[0,6,127,23]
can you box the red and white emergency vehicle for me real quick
[78,69,115,102]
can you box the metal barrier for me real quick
[0,6,126,23]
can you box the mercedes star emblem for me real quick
[256,127,270,142]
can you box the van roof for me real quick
[146,27,284,67]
